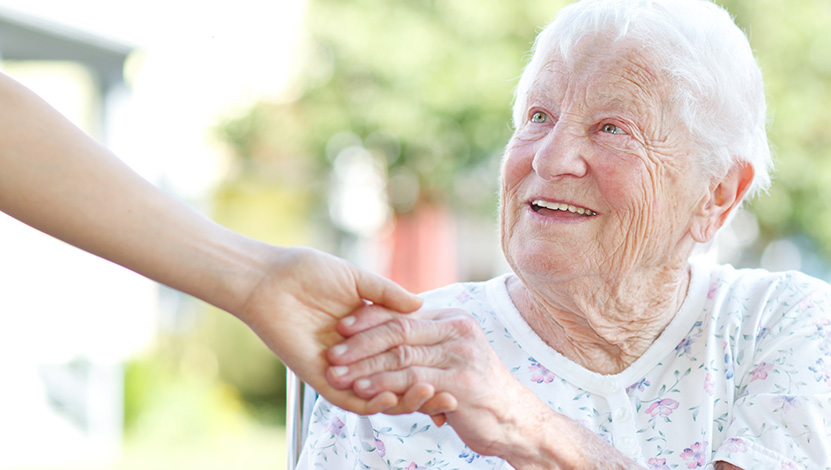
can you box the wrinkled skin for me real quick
[328,304,642,468]
[329,35,753,469]
[499,37,712,374]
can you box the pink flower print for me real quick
[723,437,746,453]
[707,281,718,299]
[325,416,345,436]
[703,372,714,396]
[626,378,650,394]
[648,457,670,470]
[680,441,708,468]
[798,296,816,314]
[750,362,774,382]
[405,463,421,470]
[528,359,556,383]
[773,395,798,413]
[675,337,693,355]
[781,461,798,470]
[645,398,679,417]
[374,438,386,457]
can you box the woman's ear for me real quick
[690,161,755,243]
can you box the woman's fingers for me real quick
[351,367,443,399]
[327,309,476,421]
[365,384,457,418]
[365,391,399,415]
[328,310,461,366]
[421,392,458,415]
[327,342,445,389]
[336,304,399,337]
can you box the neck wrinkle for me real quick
[508,262,691,375]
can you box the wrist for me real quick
[207,233,284,319]
[494,398,563,469]
[498,401,639,470]
[168,223,279,318]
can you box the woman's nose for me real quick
[531,124,588,180]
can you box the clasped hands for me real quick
[323,304,538,458]
[326,305,464,424]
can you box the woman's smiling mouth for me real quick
[530,199,597,216]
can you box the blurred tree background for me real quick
[216,0,831,271]
[719,0,831,272]
[121,0,831,467]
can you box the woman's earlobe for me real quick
[690,161,755,243]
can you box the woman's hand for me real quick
[326,306,645,469]
[235,246,426,415]
[324,306,543,459]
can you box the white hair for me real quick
[513,0,772,200]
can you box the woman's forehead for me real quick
[528,39,668,113]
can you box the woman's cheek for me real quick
[592,147,651,205]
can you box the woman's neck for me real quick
[508,262,691,375]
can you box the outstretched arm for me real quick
[0,71,422,414]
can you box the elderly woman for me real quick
[300,0,831,468]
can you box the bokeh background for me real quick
[0,0,829,468]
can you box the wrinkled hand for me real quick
[236,246,425,415]
[325,305,536,457]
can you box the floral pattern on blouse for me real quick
[297,262,831,470]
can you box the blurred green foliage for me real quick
[124,305,288,433]
[721,0,831,257]
[122,348,285,468]
[216,0,831,262]
[217,0,568,215]
[120,338,285,468]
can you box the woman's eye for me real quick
[531,111,548,124]
[602,123,624,134]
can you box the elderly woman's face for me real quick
[501,37,709,283]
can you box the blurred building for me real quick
[0,7,149,467]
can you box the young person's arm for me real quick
[0,71,422,414]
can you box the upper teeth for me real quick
[532,200,596,216]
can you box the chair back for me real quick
[286,369,318,470]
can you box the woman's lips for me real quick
[530,199,597,216]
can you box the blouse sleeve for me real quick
[713,276,831,470]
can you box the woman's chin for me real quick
[508,246,585,282]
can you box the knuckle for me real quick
[407,366,427,385]
[455,342,478,360]
[388,316,415,341]
[392,345,415,369]
[450,315,480,338]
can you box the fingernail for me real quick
[355,379,371,391]
[331,344,348,356]
[330,366,349,377]
[341,316,356,327]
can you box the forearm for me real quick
[487,390,642,470]
[0,71,264,314]
[0,72,427,415]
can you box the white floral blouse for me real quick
[297,261,831,469]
